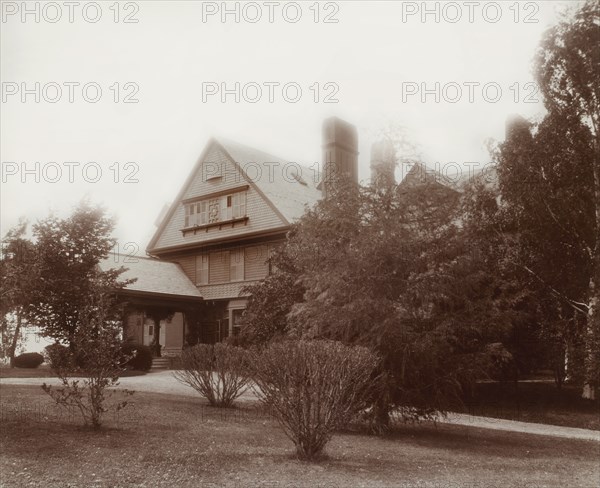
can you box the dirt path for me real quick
[2,371,598,442]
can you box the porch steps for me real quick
[151,357,170,370]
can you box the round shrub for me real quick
[44,343,73,371]
[13,352,44,369]
[122,344,153,371]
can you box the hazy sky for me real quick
[1,1,577,253]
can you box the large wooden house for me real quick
[104,116,494,358]
[103,117,359,357]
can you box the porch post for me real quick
[150,315,161,357]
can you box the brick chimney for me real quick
[321,117,359,198]
[370,139,396,187]
[505,113,531,140]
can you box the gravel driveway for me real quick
[0,370,258,401]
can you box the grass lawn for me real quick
[461,381,600,431]
[0,365,57,379]
[1,385,598,488]
[0,365,147,379]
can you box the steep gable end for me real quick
[147,140,289,254]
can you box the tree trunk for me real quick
[8,311,22,368]
[582,276,598,400]
[583,137,600,400]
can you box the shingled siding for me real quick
[174,255,196,283]
[153,144,287,251]
[209,250,230,284]
[171,242,273,288]
[197,281,259,301]
[245,244,269,280]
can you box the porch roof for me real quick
[99,255,202,303]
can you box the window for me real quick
[220,192,246,221]
[185,191,246,228]
[196,254,209,285]
[204,163,222,181]
[185,201,208,227]
[232,192,246,218]
[245,245,269,279]
[230,248,244,282]
[268,244,279,275]
[231,309,244,336]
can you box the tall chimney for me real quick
[321,117,359,199]
[505,113,531,140]
[370,139,396,187]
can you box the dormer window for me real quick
[292,172,308,186]
[204,162,223,181]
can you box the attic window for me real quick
[183,190,247,229]
[204,163,223,181]
[292,172,308,186]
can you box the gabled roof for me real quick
[146,137,321,254]
[398,162,499,193]
[217,138,321,223]
[454,165,499,190]
[99,255,202,300]
[399,162,459,192]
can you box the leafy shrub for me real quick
[122,344,153,371]
[13,352,44,369]
[485,342,518,382]
[249,340,379,460]
[44,343,71,369]
[42,323,133,429]
[174,343,249,407]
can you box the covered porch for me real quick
[99,255,203,358]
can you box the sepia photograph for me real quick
[1,1,599,487]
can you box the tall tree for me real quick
[0,220,36,366]
[242,175,514,427]
[497,0,600,398]
[498,109,598,398]
[25,202,133,350]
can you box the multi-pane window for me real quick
[184,201,208,227]
[196,254,209,285]
[230,248,244,282]
[231,309,244,336]
[185,191,246,228]
[220,192,246,221]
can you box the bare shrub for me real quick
[250,340,379,460]
[173,343,249,407]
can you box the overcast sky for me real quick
[1,1,578,253]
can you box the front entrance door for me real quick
[143,319,166,347]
